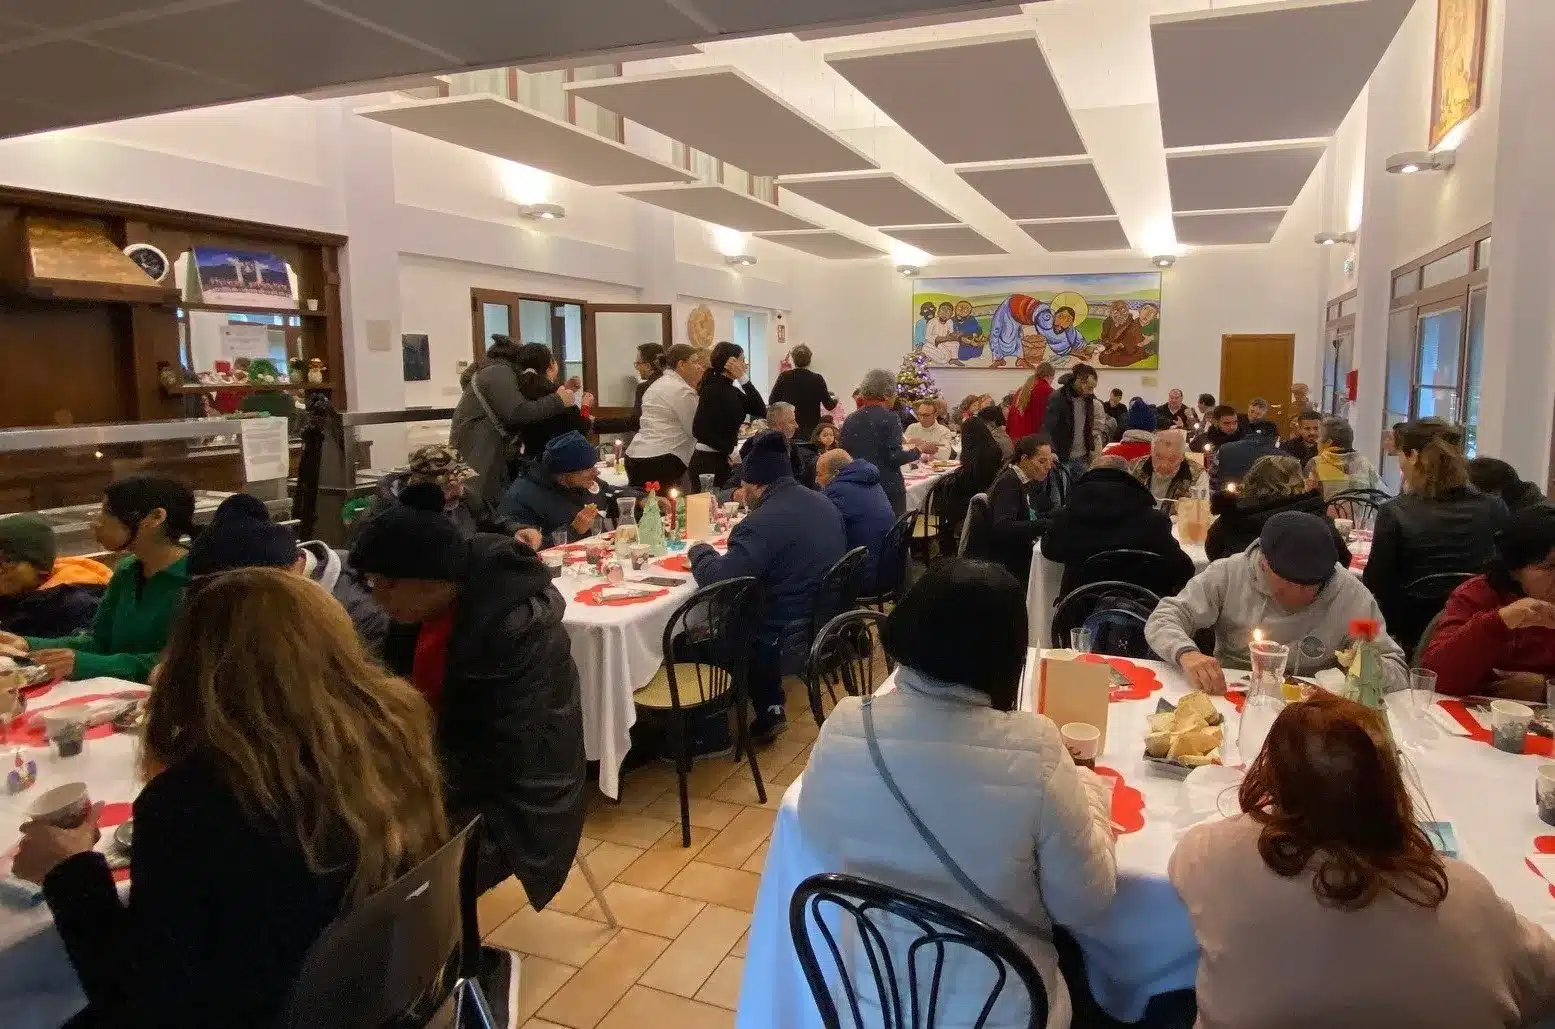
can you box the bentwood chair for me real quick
[958,493,992,559]
[859,511,919,612]
[284,819,494,1029]
[634,576,765,847]
[803,609,893,727]
[913,472,961,562]
[1327,491,1383,530]
[1072,548,1179,603]
[790,872,1050,1029]
[1051,581,1161,660]
[1398,571,1475,658]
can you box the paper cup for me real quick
[27,781,90,828]
[1061,722,1101,766]
[1491,699,1534,754]
[1538,765,1555,827]
[1333,517,1354,536]
[42,706,88,739]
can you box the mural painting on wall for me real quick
[910,273,1162,371]
[1429,0,1488,149]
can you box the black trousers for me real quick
[687,450,734,492]
[625,452,686,491]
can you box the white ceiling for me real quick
[754,229,887,257]
[0,0,1020,137]
[616,182,818,232]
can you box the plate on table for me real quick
[1143,695,1225,779]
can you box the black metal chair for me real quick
[860,511,918,611]
[803,609,893,727]
[1071,548,1180,602]
[790,872,1049,1029]
[634,576,766,846]
[284,819,494,1029]
[1397,571,1475,658]
[958,492,992,559]
[1051,581,1161,660]
[1327,490,1383,530]
[912,471,961,562]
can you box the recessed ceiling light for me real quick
[517,202,566,220]
[1313,231,1358,246]
[895,264,921,277]
[725,254,758,268]
[1386,150,1455,175]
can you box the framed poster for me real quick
[1429,0,1489,149]
[190,247,294,308]
[910,272,1162,370]
[402,333,431,382]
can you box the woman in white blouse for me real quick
[625,343,705,490]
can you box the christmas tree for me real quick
[896,351,941,404]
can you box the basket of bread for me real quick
[1144,691,1225,778]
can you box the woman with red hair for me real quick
[1170,693,1555,1028]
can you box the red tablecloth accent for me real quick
[1527,836,1555,900]
[5,691,146,748]
[1078,655,1163,702]
[1224,688,1246,713]
[1095,765,1145,835]
[1438,699,1553,757]
[655,554,692,573]
[573,584,670,607]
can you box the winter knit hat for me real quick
[349,482,467,581]
[543,431,597,475]
[742,430,793,486]
[1126,398,1157,432]
[187,494,297,576]
[0,514,56,573]
[1260,511,1338,586]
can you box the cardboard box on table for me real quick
[1036,649,1110,741]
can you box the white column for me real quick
[1476,0,1555,483]
[1346,82,1399,462]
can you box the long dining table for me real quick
[735,651,1555,1028]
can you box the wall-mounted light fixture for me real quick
[1150,254,1176,269]
[1313,231,1358,247]
[724,254,758,268]
[517,203,566,221]
[1385,149,1456,175]
[894,264,921,277]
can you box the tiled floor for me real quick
[479,688,823,1029]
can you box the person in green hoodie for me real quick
[0,476,192,683]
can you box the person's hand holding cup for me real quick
[13,783,101,884]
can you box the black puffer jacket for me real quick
[1040,466,1194,599]
[1206,488,1351,567]
[382,535,585,908]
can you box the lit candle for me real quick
[1252,627,1264,647]
[1226,482,1238,494]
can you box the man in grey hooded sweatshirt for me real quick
[1146,511,1407,695]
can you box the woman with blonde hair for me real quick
[1365,419,1508,651]
[1206,454,1351,566]
[1172,693,1555,1027]
[12,567,448,1028]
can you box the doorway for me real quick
[1219,334,1295,422]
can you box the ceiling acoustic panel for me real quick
[1019,219,1131,253]
[566,67,875,176]
[1153,0,1413,148]
[1167,144,1327,213]
[881,224,1005,257]
[753,230,886,259]
[699,0,1027,33]
[956,162,1114,221]
[357,96,698,187]
[777,173,956,227]
[793,5,1026,39]
[617,183,817,233]
[1174,209,1286,247]
[826,33,1084,164]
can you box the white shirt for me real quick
[904,420,957,452]
[626,369,698,464]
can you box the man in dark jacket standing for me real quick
[767,344,837,440]
[691,431,846,740]
[501,431,634,541]
[351,483,586,908]
[1041,456,1194,599]
[841,369,921,514]
[818,449,896,585]
[1043,363,1109,481]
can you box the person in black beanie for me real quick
[187,493,387,651]
[350,482,586,923]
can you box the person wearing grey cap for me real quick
[1145,511,1407,695]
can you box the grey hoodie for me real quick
[1145,543,1407,692]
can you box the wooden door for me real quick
[1219,334,1295,423]
[583,304,672,421]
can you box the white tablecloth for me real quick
[737,653,1555,1027]
[902,464,954,514]
[1026,525,1210,649]
[0,677,148,1029]
[559,534,727,799]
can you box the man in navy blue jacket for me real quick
[818,449,896,587]
[690,430,846,740]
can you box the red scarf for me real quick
[410,608,455,714]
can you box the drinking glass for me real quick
[549,529,569,550]
[699,474,716,494]
[592,515,608,538]
[1247,640,1290,698]
[1398,668,1440,751]
[1070,628,1093,654]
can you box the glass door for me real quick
[1463,287,1487,457]
[1413,297,1467,423]
[583,305,672,419]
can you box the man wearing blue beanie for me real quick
[499,430,635,541]
[689,430,847,742]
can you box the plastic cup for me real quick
[1070,628,1093,654]
[1539,765,1555,827]
[1333,517,1354,537]
[541,550,564,572]
[1061,722,1101,768]
[1491,699,1535,754]
[699,474,716,494]
[549,529,569,550]
[27,781,90,828]
[1249,640,1290,696]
